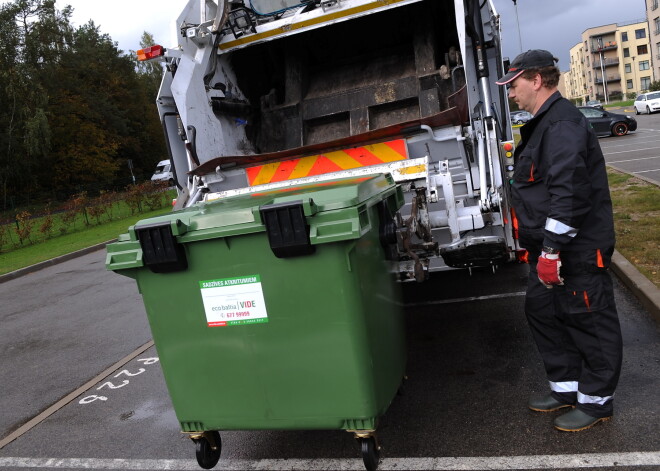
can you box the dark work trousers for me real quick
[525,247,623,418]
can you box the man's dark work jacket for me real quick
[512,91,615,252]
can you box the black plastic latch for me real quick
[135,220,188,273]
[260,201,315,258]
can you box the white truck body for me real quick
[148,0,520,280]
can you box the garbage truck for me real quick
[143,0,522,281]
[120,0,521,469]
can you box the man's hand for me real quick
[537,251,564,288]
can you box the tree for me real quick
[0,0,167,205]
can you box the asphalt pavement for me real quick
[0,248,659,470]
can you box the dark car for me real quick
[577,106,637,137]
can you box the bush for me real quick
[15,211,34,245]
[61,192,89,232]
[87,191,117,225]
[0,223,9,252]
[39,203,55,239]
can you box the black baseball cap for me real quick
[496,49,558,85]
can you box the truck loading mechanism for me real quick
[145,0,520,282]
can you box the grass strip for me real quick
[0,207,173,276]
[607,168,660,288]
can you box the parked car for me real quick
[510,110,533,124]
[577,106,637,137]
[586,100,604,110]
[633,91,660,115]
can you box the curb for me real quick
[611,250,660,324]
[0,240,116,284]
[1,243,659,323]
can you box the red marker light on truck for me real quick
[137,45,164,61]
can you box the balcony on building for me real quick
[592,57,620,68]
[594,75,621,84]
[590,34,617,52]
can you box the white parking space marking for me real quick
[601,137,660,149]
[608,156,660,164]
[634,168,660,174]
[404,291,526,307]
[603,147,660,155]
[2,452,660,469]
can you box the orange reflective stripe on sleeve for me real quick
[596,249,605,268]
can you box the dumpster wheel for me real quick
[191,431,221,469]
[355,433,380,471]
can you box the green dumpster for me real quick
[106,174,406,470]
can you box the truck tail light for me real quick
[137,45,165,61]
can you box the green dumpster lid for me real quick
[107,173,401,272]
[132,173,396,236]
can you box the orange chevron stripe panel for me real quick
[246,140,408,186]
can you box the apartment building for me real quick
[565,20,653,105]
[647,0,660,80]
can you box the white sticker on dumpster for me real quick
[199,275,268,327]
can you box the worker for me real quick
[496,49,623,432]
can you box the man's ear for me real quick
[532,74,543,91]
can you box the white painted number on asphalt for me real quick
[78,357,159,405]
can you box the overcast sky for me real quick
[52,0,648,70]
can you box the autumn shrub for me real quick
[124,183,144,214]
[144,181,169,211]
[39,203,55,239]
[15,211,34,245]
[60,192,89,232]
[87,191,115,225]
[0,223,10,251]
[99,190,117,220]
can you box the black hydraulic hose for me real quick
[161,112,184,191]
[465,0,489,80]
[186,125,201,167]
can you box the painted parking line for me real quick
[404,291,526,307]
[603,146,660,155]
[1,452,660,470]
[608,156,660,164]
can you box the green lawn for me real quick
[0,186,175,275]
[0,205,174,276]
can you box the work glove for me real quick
[537,251,564,288]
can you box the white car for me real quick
[151,159,174,186]
[633,91,660,115]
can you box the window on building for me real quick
[635,29,646,39]
[655,17,660,35]
[640,60,650,70]
[625,63,632,73]
[638,44,648,55]
[624,47,630,57]
[654,0,659,9]
[588,71,592,82]
[622,32,628,42]
[627,79,633,89]
[586,56,590,66]
[641,76,651,90]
